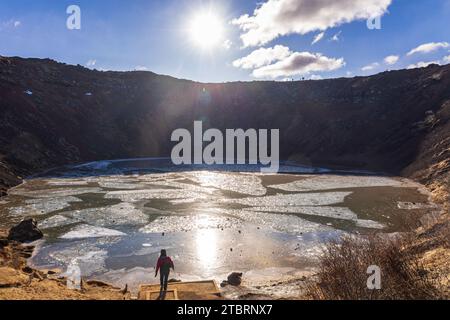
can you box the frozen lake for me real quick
[0,158,436,297]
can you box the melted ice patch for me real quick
[63,203,149,227]
[8,187,104,198]
[226,192,352,207]
[39,215,77,229]
[60,224,126,239]
[272,175,403,192]
[8,196,82,216]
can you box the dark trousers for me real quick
[160,272,169,291]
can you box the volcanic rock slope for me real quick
[0,56,449,203]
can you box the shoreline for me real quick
[0,228,131,300]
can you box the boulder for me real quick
[227,272,243,286]
[8,219,43,243]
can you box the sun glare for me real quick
[189,11,224,50]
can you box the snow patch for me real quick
[60,225,126,239]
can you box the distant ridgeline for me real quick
[0,56,449,196]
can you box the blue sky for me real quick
[1,0,450,82]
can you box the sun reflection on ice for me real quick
[194,215,219,273]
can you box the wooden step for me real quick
[138,280,221,300]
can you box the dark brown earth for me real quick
[0,56,449,206]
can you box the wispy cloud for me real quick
[233,45,344,79]
[232,45,292,69]
[1,19,22,30]
[330,31,342,42]
[135,65,148,71]
[407,61,440,69]
[251,50,345,79]
[384,55,399,65]
[407,42,449,56]
[232,0,392,47]
[223,40,233,50]
[310,74,323,80]
[86,59,97,68]
[361,62,380,71]
[311,32,325,45]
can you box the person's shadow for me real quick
[156,290,167,300]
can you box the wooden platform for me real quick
[138,280,221,300]
[139,289,179,300]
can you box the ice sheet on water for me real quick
[63,203,149,227]
[8,196,82,217]
[8,187,104,198]
[60,224,126,239]
[249,206,358,221]
[98,180,147,190]
[39,215,77,229]
[248,206,386,230]
[45,179,89,186]
[355,219,386,229]
[44,242,108,277]
[226,192,352,207]
[397,202,437,210]
[73,161,112,170]
[183,171,267,196]
[271,175,404,192]
[104,189,212,202]
[139,214,241,233]
[222,209,333,235]
[97,267,156,291]
[24,196,82,205]
[141,174,219,195]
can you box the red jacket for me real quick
[156,256,174,274]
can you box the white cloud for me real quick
[407,61,440,69]
[330,31,342,42]
[86,59,97,68]
[135,65,148,71]
[252,51,345,79]
[232,0,392,47]
[407,42,449,56]
[384,55,399,65]
[1,19,21,29]
[312,32,325,45]
[223,39,233,50]
[361,62,380,71]
[442,55,450,64]
[310,74,323,80]
[232,45,292,69]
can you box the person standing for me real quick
[155,249,175,294]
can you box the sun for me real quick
[188,11,224,50]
